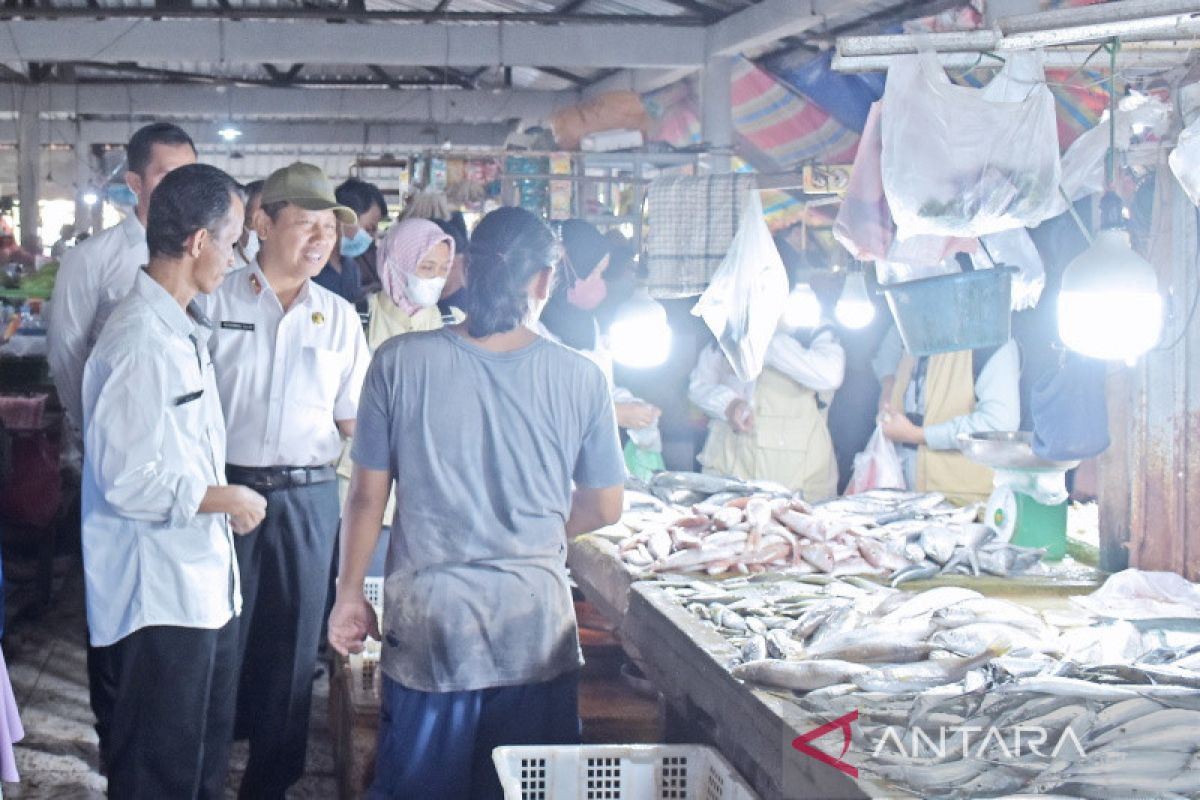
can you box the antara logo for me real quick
[791,711,859,779]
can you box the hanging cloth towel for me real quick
[645,173,756,298]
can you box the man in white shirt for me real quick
[46,121,196,773]
[49,122,197,435]
[82,163,267,798]
[204,162,369,799]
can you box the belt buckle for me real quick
[288,468,308,487]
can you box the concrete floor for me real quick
[0,560,661,798]
[1,563,338,799]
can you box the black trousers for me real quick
[106,620,239,800]
[86,641,116,772]
[232,479,339,799]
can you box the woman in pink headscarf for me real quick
[367,218,458,350]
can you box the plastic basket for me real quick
[493,744,760,800]
[347,577,385,706]
[881,266,1017,356]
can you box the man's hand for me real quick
[878,376,896,415]
[616,402,661,430]
[880,407,925,446]
[328,594,381,656]
[227,485,267,534]
[725,399,755,433]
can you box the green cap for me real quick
[260,162,357,224]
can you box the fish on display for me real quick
[614,476,1046,581]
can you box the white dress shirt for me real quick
[204,264,370,468]
[81,269,239,647]
[48,214,147,431]
[688,327,846,420]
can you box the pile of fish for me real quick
[661,574,1200,798]
[617,474,1045,583]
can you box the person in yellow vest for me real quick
[688,323,844,501]
[366,217,461,348]
[873,326,1021,505]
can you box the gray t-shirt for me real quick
[352,327,625,692]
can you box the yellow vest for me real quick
[891,351,994,505]
[698,367,838,501]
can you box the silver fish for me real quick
[731,658,869,692]
[890,561,940,587]
[740,635,768,663]
[852,642,1007,693]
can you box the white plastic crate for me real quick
[347,577,385,706]
[493,744,760,800]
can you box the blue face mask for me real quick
[340,228,372,258]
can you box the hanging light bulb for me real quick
[783,283,822,330]
[81,190,99,206]
[217,124,243,142]
[1056,39,1161,363]
[1058,191,1162,362]
[609,287,672,368]
[835,269,876,329]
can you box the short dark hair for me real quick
[146,164,245,260]
[243,179,265,201]
[126,123,197,178]
[335,178,387,219]
[434,213,469,255]
[464,207,558,338]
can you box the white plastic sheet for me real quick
[1064,92,1173,202]
[881,50,1062,239]
[1170,113,1200,208]
[1072,569,1200,621]
[691,191,790,383]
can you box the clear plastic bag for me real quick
[971,227,1046,311]
[845,424,907,494]
[881,50,1063,239]
[1170,113,1200,207]
[692,190,790,383]
[1065,92,1173,201]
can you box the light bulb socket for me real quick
[1099,191,1125,231]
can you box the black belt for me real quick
[226,464,336,492]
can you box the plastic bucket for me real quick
[881,266,1017,356]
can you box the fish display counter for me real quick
[617,570,1200,799]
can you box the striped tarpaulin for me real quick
[731,57,860,169]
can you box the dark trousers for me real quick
[106,620,239,800]
[86,641,116,772]
[232,479,339,799]
[369,670,581,800]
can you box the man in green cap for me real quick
[203,162,370,798]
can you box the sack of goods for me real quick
[881,50,1063,239]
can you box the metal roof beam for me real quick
[31,83,576,123]
[1,120,513,147]
[0,19,707,68]
[0,6,707,23]
[706,0,823,56]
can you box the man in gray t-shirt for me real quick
[328,207,625,800]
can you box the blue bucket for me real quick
[881,266,1017,357]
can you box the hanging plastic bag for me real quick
[692,190,790,383]
[1170,114,1200,207]
[1066,92,1173,201]
[845,425,907,494]
[970,227,1046,311]
[881,50,1062,239]
[835,101,976,275]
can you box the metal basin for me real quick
[956,431,1081,472]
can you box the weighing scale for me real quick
[957,432,1080,560]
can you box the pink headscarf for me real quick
[378,218,456,316]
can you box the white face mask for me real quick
[241,230,260,265]
[406,273,447,308]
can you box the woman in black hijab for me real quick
[540,219,661,432]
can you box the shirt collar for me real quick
[134,268,203,340]
[251,264,314,311]
[121,213,146,248]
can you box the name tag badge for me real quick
[174,389,204,406]
[220,321,255,332]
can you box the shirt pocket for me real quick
[300,347,344,410]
